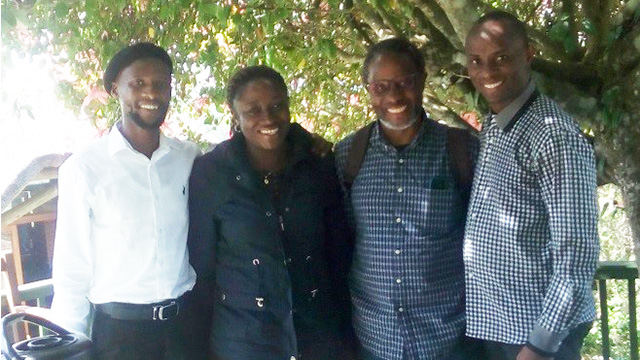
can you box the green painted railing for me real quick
[595,261,639,360]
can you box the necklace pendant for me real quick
[263,178,270,185]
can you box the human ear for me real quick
[111,83,119,96]
[525,44,535,63]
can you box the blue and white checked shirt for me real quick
[335,115,478,360]
[464,83,599,354]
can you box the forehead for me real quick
[367,52,419,79]
[465,20,524,53]
[235,79,286,104]
[117,58,171,80]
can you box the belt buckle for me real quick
[153,301,178,321]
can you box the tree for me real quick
[2,0,639,267]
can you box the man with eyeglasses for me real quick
[335,37,480,360]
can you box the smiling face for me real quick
[232,78,291,154]
[366,52,425,131]
[112,57,172,130]
[465,19,534,114]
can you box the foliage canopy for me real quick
[3,0,640,264]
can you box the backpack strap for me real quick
[447,127,474,205]
[343,122,375,190]
[344,123,475,200]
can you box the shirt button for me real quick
[235,175,241,181]
[397,187,403,193]
[394,249,401,255]
[398,158,405,164]
[285,207,290,212]
[398,307,404,312]
[396,278,402,284]
[290,356,296,360]
[266,211,272,217]
[395,217,402,223]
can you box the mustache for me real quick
[127,102,169,129]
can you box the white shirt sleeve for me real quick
[50,158,94,335]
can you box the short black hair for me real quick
[226,65,288,108]
[362,37,425,83]
[103,42,172,94]
[469,10,529,46]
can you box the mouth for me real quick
[484,81,503,89]
[138,103,160,110]
[387,105,408,114]
[258,127,279,135]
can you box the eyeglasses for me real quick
[366,73,420,96]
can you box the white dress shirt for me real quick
[51,123,200,335]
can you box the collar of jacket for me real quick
[224,123,316,180]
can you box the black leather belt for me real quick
[94,292,189,321]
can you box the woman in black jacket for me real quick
[187,65,355,360]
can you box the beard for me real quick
[126,103,169,130]
[379,105,422,131]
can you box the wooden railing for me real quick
[4,262,639,359]
[595,261,638,360]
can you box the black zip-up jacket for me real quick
[187,125,355,360]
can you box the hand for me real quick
[310,133,333,157]
[516,346,553,360]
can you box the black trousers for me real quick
[91,305,202,360]
[481,322,592,360]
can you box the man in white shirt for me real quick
[51,43,200,359]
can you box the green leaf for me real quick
[55,3,69,17]
[563,36,578,54]
[548,19,569,43]
[115,0,128,11]
[1,5,16,27]
[319,38,337,59]
[398,1,413,18]
[85,1,98,19]
[216,6,231,25]
[582,19,596,35]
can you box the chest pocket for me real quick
[413,179,463,235]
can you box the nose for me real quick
[480,61,500,78]
[141,85,156,99]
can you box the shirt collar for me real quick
[372,109,429,152]
[493,80,536,131]
[107,121,171,158]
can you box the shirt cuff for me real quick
[527,324,568,354]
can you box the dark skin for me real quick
[110,58,172,158]
[465,20,534,114]
[231,78,292,173]
[466,20,549,360]
[365,52,426,147]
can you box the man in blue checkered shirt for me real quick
[335,38,479,360]
[463,11,599,360]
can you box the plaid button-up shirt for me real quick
[464,86,599,354]
[335,116,478,360]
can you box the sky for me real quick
[0,50,228,193]
[0,51,97,192]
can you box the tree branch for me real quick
[424,92,478,131]
[532,58,601,92]
[353,0,393,38]
[410,4,457,54]
[344,0,374,46]
[583,0,610,63]
[409,0,462,49]
[527,27,573,63]
[431,0,485,47]
[561,0,582,60]
[370,3,404,38]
